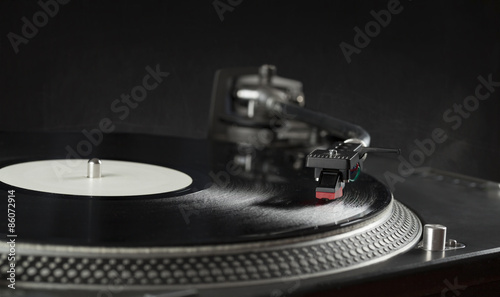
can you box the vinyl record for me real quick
[0,132,391,247]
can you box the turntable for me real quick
[1,66,499,297]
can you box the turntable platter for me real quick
[0,131,422,291]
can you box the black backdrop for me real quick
[1,0,499,181]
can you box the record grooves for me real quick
[0,132,393,247]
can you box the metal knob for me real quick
[87,158,102,178]
[422,224,447,251]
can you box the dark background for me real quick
[1,0,499,181]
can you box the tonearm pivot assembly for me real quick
[210,64,400,200]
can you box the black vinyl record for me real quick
[0,132,391,247]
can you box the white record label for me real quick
[0,159,193,197]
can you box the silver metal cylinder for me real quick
[87,158,102,178]
[422,224,447,251]
[258,64,276,85]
